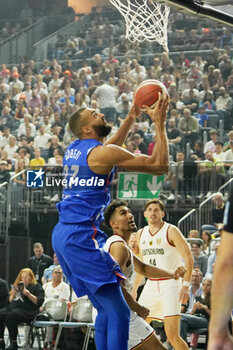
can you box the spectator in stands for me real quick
[213,141,224,160]
[29,148,45,169]
[17,114,36,138]
[93,80,118,123]
[181,79,199,100]
[180,278,212,348]
[33,125,51,149]
[21,83,32,104]
[201,231,212,256]
[178,71,189,94]
[151,57,162,79]
[201,192,225,234]
[91,54,102,74]
[205,242,220,280]
[42,265,70,349]
[18,135,32,154]
[132,133,146,154]
[128,122,145,140]
[28,243,53,284]
[117,99,130,124]
[14,156,26,180]
[168,150,194,201]
[47,135,63,159]
[0,160,10,184]
[182,90,199,113]
[195,106,208,127]
[0,277,9,309]
[16,147,30,167]
[193,140,205,160]
[4,136,17,161]
[188,62,203,88]
[215,86,233,114]
[199,92,216,111]
[27,88,42,114]
[219,28,233,49]
[188,230,200,239]
[48,72,62,93]
[42,253,60,284]
[43,265,70,302]
[198,151,225,196]
[0,268,44,350]
[0,106,14,130]
[223,130,233,152]
[166,117,183,156]
[204,129,219,153]
[181,268,203,314]
[190,241,208,276]
[224,140,233,169]
[0,150,12,171]
[1,127,12,148]
[9,72,24,93]
[178,108,200,148]
[218,53,233,80]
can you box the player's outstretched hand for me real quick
[173,266,186,279]
[136,305,150,319]
[142,92,169,125]
[128,102,141,120]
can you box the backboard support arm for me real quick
[156,0,233,27]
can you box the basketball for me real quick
[134,79,168,111]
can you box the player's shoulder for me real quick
[136,226,148,239]
[167,223,181,232]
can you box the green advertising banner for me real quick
[117,172,165,200]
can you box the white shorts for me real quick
[129,310,154,350]
[138,278,182,320]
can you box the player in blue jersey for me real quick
[52,93,169,350]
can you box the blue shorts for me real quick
[52,221,125,297]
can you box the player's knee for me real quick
[95,311,107,332]
[111,302,130,329]
[165,326,179,343]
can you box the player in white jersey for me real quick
[132,199,194,350]
[103,200,186,350]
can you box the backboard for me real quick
[155,0,233,27]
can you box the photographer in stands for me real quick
[0,268,44,350]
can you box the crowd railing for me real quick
[0,182,8,240]
[1,160,232,241]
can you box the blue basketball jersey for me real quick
[57,138,114,224]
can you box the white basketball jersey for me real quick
[104,235,134,292]
[139,222,182,276]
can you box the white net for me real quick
[109,0,170,51]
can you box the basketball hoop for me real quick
[109,0,170,51]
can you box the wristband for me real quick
[183,281,190,287]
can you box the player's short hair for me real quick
[145,199,165,211]
[104,200,128,228]
[69,107,86,138]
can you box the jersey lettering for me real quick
[142,248,165,256]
